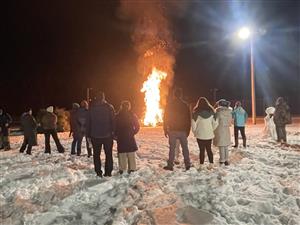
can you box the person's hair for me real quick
[173,88,183,99]
[95,91,105,101]
[193,97,214,112]
[119,100,131,112]
[235,101,242,108]
[80,100,89,109]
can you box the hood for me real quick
[193,110,214,121]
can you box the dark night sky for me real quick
[3,0,300,117]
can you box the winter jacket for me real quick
[232,106,248,127]
[274,101,291,126]
[192,110,218,140]
[77,107,89,135]
[70,109,82,138]
[21,113,37,145]
[163,98,191,136]
[87,100,115,138]
[41,112,57,130]
[214,106,232,147]
[115,110,140,153]
[0,112,13,136]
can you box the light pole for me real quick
[238,27,256,124]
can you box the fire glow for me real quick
[141,68,167,127]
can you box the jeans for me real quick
[197,139,213,164]
[71,136,83,155]
[168,131,190,168]
[219,146,229,163]
[44,129,64,153]
[276,125,287,142]
[234,126,246,147]
[91,137,113,176]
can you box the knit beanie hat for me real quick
[218,99,230,107]
[46,106,54,113]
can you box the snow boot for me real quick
[198,164,205,171]
[224,161,230,166]
[163,165,174,171]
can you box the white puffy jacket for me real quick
[192,112,218,140]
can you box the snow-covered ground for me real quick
[0,123,299,225]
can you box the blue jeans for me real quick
[71,136,83,155]
[168,131,190,168]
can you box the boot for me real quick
[233,138,238,148]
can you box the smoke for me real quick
[119,0,181,105]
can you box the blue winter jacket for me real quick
[232,107,248,127]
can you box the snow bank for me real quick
[0,124,299,225]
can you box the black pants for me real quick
[85,136,92,156]
[20,136,33,154]
[234,126,246,147]
[44,129,64,153]
[197,139,213,164]
[91,137,113,176]
[276,125,287,142]
[71,136,83,155]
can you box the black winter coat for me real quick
[87,100,115,138]
[0,113,13,136]
[115,110,140,153]
[274,102,291,126]
[21,113,37,145]
[70,109,82,138]
[163,98,191,136]
[77,107,89,135]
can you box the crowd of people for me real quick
[0,90,292,177]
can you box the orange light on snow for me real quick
[141,68,167,127]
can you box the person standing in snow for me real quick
[0,108,13,151]
[192,97,218,170]
[41,106,65,153]
[20,108,37,155]
[87,91,115,177]
[264,107,277,140]
[232,101,248,148]
[70,103,82,156]
[273,97,291,144]
[214,99,232,166]
[163,88,191,171]
[77,100,92,157]
[115,101,140,175]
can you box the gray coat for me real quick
[214,106,232,147]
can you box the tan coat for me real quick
[213,107,232,147]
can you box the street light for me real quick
[237,26,256,124]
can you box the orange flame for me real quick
[141,68,167,126]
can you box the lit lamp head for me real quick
[238,27,251,40]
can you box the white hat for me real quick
[265,106,275,115]
[46,106,54,113]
